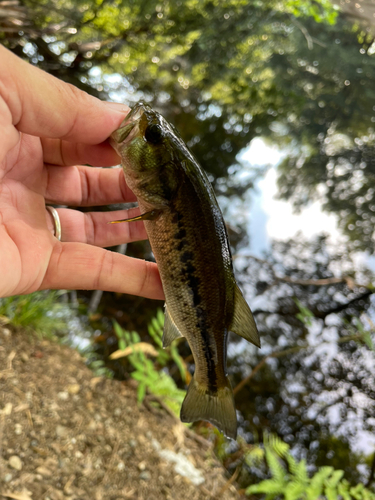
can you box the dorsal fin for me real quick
[162,303,184,347]
[229,284,260,348]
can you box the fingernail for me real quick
[104,101,130,114]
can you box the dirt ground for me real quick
[0,322,241,500]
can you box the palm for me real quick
[0,45,163,301]
[0,132,163,299]
[0,134,50,296]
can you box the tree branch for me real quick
[233,332,372,396]
[236,253,372,290]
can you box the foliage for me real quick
[147,308,187,382]
[0,290,69,339]
[0,0,341,185]
[83,348,114,379]
[294,299,315,327]
[130,354,186,414]
[246,434,375,499]
[111,310,186,414]
[2,0,373,253]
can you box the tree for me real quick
[4,1,375,254]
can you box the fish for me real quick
[110,102,260,439]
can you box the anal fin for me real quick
[180,375,237,440]
[163,303,184,347]
[229,284,260,348]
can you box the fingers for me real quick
[41,137,121,167]
[45,165,136,206]
[55,207,148,247]
[0,46,128,144]
[41,242,165,301]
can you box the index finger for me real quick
[0,45,128,144]
[41,242,165,301]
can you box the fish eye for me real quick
[145,123,163,144]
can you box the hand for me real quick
[0,45,164,300]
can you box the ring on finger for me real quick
[46,205,62,241]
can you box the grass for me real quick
[0,290,70,339]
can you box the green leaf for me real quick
[284,481,306,500]
[156,307,165,327]
[137,381,146,403]
[130,330,141,344]
[171,344,187,382]
[294,299,314,326]
[113,320,125,341]
[247,478,287,496]
[265,448,287,483]
[290,459,309,485]
[244,446,265,468]
[306,467,334,499]
[337,480,352,500]
[363,332,375,351]
[325,485,339,500]
[325,469,344,488]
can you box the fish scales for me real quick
[143,182,233,394]
[110,102,260,439]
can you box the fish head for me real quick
[110,102,184,206]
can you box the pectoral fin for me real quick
[229,284,260,348]
[163,304,184,347]
[109,209,162,224]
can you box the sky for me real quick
[239,138,340,257]
[241,138,375,277]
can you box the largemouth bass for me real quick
[110,102,260,439]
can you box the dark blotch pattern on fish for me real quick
[177,240,187,251]
[159,170,174,200]
[175,228,187,240]
[171,212,180,224]
[195,306,217,393]
[180,251,194,263]
[175,228,217,393]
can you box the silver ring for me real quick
[46,206,62,241]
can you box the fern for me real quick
[111,312,186,415]
[147,308,187,381]
[246,434,375,500]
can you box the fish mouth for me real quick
[110,103,146,152]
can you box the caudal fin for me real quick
[180,376,237,439]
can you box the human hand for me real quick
[0,45,164,300]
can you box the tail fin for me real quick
[180,376,237,439]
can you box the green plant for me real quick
[83,349,114,379]
[246,434,375,500]
[351,318,375,352]
[0,290,69,338]
[294,299,315,327]
[113,321,141,352]
[147,308,187,383]
[130,352,185,414]
[111,310,187,414]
